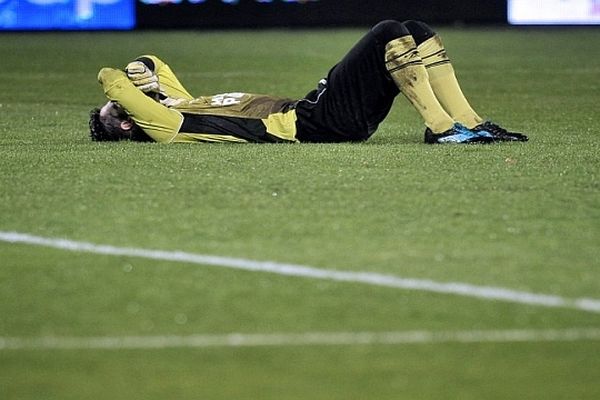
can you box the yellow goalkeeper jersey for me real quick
[97,55,299,143]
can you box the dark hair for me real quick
[88,107,153,142]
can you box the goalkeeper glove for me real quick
[125,61,160,93]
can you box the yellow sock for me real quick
[418,35,483,129]
[385,36,455,133]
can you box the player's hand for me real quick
[126,61,160,93]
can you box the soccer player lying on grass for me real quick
[89,20,527,144]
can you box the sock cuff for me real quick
[417,35,451,69]
[385,35,417,55]
[384,36,422,73]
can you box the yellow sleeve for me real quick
[98,67,184,143]
[134,55,194,100]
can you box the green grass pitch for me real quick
[1,27,599,399]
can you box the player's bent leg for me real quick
[408,22,527,142]
[380,21,457,134]
[412,23,484,129]
[375,20,496,144]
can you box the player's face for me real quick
[100,101,126,122]
[99,101,134,132]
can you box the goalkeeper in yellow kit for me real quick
[89,20,527,144]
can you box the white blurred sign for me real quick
[509,0,600,24]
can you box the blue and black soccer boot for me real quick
[424,123,494,144]
[473,121,528,142]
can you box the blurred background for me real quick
[1,0,599,31]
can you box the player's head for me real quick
[89,101,151,142]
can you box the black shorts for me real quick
[294,20,436,143]
[294,24,400,143]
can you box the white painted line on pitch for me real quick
[1,231,600,314]
[1,328,599,351]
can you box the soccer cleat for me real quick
[424,123,494,144]
[473,121,528,142]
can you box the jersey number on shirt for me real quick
[211,92,245,107]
